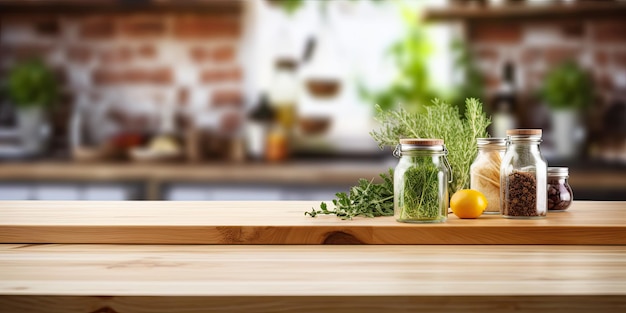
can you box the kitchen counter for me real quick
[0,161,625,200]
[0,161,389,184]
[0,200,625,312]
[0,161,390,200]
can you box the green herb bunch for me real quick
[541,60,592,110]
[7,59,58,109]
[305,98,489,219]
[397,163,441,221]
[371,98,490,194]
[305,169,394,220]
[358,7,436,112]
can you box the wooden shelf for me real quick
[0,0,243,15]
[0,161,622,188]
[0,161,390,199]
[0,162,624,200]
[423,2,626,22]
[1,200,624,245]
[0,161,389,185]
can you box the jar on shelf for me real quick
[500,129,548,219]
[547,167,573,212]
[393,138,452,223]
[470,138,506,215]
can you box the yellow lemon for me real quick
[450,189,488,219]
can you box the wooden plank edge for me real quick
[1,295,625,313]
[1,225,624,245]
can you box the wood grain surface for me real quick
[2,295,624,313]
[1,201,624,245]
[0,244,625,312]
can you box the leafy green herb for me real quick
[305,169,394,220]
[541,60,592,110]
[449,39,485,116]
[271,0,305,15]
[371,98,490,194]
[397,163,441,221]
[7,59,58,109]
[306,98,489,219]
[358,7,436,112]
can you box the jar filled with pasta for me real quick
[470,138,506,214]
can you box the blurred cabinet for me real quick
[0,184,138,200]
[0,162,386,200]
[0,182,348,201]
[165,184,345,201]
[0,185,30,200]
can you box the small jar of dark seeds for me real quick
[547,167,573,212]
[500,129,548,219]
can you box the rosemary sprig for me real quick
[305,98,490,219]
[371,98,490,194]
[400,164,440,220]
[305,169,394,220]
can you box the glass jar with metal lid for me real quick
[470,138,506,214]
[500,129,548,218]
[547,167,573,211]
[393,138,452,223]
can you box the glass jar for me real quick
[393,138,452,223]
[470,138,506,215]
[500,129,548,218]
[269,58,298,132]
[547,167,573,212]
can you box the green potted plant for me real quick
[541,60,593,158]
[542,60,592,110]
[7,58,59,154]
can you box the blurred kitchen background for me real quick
[0,0,624,201]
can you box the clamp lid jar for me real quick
[393,138,452,223]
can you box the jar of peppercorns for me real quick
[547,167,573,212]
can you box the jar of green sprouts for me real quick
[393,138,452,223]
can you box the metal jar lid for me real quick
[548,167,569,177]
[477,137,506,147]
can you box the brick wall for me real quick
[467,17,626,128]
[0,11,244,151]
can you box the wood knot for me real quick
[323,231,363,244]
[90,307,118,313]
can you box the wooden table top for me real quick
[1,244,624,297]
[1,200,625,312]
[1,200,624,244]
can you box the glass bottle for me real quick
[470,138,506,215]
[269,58,298,132]
[393,138,452,223]
[500,129,547,218]
[246,93,275,161]
[491,61,518,138]
[265,124,288,163]
[547,167,573,212]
